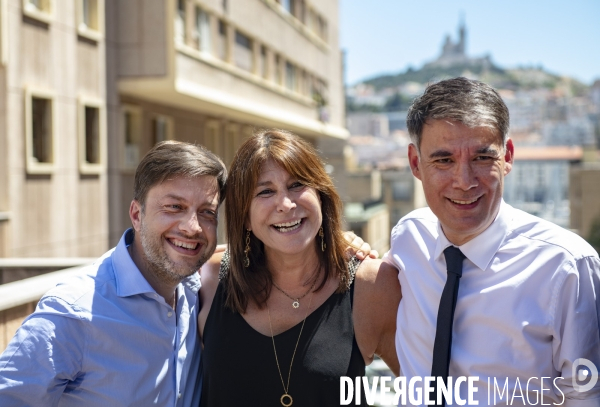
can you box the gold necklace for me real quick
[272,279,316,309]
[267,291,314,407]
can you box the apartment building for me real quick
[0,0,108,257]
[0,0,348,257]
[106,0,347,245]
[503,145,583,228]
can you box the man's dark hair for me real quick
[133,141,227,208]
[407,77,510,149]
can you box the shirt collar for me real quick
[112,229,156,297]
[434,200,512,271]
[112,229,201,297]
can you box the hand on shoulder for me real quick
[200,250,224,285]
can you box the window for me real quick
[25,88,55,174]
[317,15,328,42]
[84,107,100,162]
[23,0,53,23]
[274,54,282,85]
[301,71,310,96]
[223,124,239,166]
[234,30,252,72]
[306,7,327,43]
[308,9,317,33]
[285,61,296,92]
[285,0,305,22]
[175,0,186,44]
[77,0,103,41]
[217,20,228,61]
[294,0,305,23]
[78,97,105,174]
[312,78,327,106]
[32,98,52,162]
[151,115,173,145]
[194,7,211,53]
[281,0,291,13]
[258,46,268,79]
[121,105,142,171]
[203,120,220,156]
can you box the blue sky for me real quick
[340,0,600,86]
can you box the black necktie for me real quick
[430,246,466,406]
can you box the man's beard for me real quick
[138,219,214,285]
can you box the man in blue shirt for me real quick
[0,141,227,406]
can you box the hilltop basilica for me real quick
[424,19,493,70]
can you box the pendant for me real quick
[280,394,293,406]
[292,300,300,308]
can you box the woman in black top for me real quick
[198,130,400,406]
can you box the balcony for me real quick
[113,0,347,140]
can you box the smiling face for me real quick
[247,160,322,259]
[130,175,220,285]
[409,119,514,245]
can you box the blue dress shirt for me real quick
[0,229,202,407]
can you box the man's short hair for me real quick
[407,77,510,149]
[133,140,227,207]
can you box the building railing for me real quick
[0,259,94,352]
[0,258,96,284]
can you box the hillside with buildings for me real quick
[342,20,600,241]
[347,20,593,112]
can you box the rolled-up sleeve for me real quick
[554,256,600,406]
[0,299,85,407]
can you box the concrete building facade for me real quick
[570,161,600,240]
[0,0,108,258]
[106,0,347,245]
[0,0,349,257]
[503,146,582,228]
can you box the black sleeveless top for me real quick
[200,256,366,406]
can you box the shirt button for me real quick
[178,393,182,399]
[167,311,173,317]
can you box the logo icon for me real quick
[572,358,598,393]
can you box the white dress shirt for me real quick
[384,201,600,406]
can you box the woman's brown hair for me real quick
[224,129,351,313]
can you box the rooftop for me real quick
[514,146,583,161]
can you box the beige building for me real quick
[0,0,348,350]
[0,0,348,257]
[570,160,600,240]
[339,169,389,253]
[336,166,427,253]
[345,201,389,254]
[0,0,109,258]
[381,168,427,233]
[106,0,347,245]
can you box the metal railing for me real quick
[0,259,94,352]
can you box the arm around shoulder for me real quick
[353,258,401,376]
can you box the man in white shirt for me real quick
[384,77,600,406]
